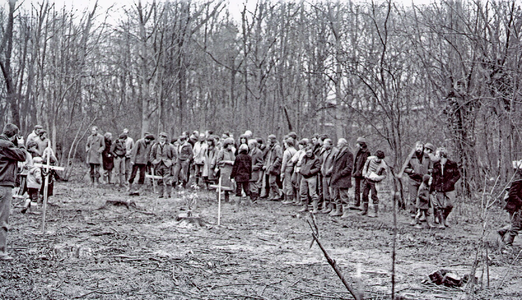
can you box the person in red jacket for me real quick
[430,147,460,228]
[231,144,252,208]
[0,123,27,261]
[297,146,321,213]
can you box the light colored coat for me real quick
[86,133,105,164]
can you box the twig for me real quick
[496,249,522,290]
[306,218,362,300]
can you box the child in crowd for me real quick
[413,174,431,228]
[22,157,43,213]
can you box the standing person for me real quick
[281,139,297,204]
[35,129,49,155]
[351,137,370,210]
[413,174,432,229]
[173,135,193,188]
[262,134,283,201]
[123,128,134,181]
[0,123,27,260]
[111,133,128,187]
[128,134,155,192]
[498,164,522,253]
[215,137,236,202]
[290,139,308,205]
[150,132,175,198]
[21,157,43,214]
[230,144,252,208]
[329,138,354,217]
[297,146,321,213]
[404,142,431,219]
[192,133,207,187]
[202,136,218,188]
[248,139,264,203]
[102,132,114,184]
[361,150,387,218]
[26,125,43,147]
[320,138,338,213]
[86,126,105,186]
[430,147,460,228]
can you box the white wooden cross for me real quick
[36,141,64,233]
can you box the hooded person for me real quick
[230,144,252,208]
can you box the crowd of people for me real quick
[1,122,521,261]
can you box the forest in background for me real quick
[0,0,521,194]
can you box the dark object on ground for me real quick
[428,269,474,287]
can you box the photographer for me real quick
[0,123,27,261]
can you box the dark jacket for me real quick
[505,179,522,214]
[264,143,283,176]
[299,154,321,178]
[0,134,27,187]
[150,142,176,168]
[102,138,114,170]
[353,147,370,178]
[430,159,460,192]
[131,138,152,165]
[111,139,127,157]
[231,153,252,183]
[331,146,354,188]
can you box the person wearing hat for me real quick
[150,132,176,198]
[0,123,27,260]
[351,137,371,210]
[26,125,43,147]
[128,133,155,192]
[329,138,354,217]
[430,147,460,228]
[86,126,105,186]
[111,133,128,187]
[404,142,432,220]
[230,144,252,208]
[361,150,387,217]
[262,134,283,201]
[498,162,522,253]
[173,135,193,188]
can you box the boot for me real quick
[437,210,446,229]
[329,204,337,216]
[21,199,31,214]
[341,205,350,218]
[502,233,516,253]
[368,205,378,218]
[498,225,510,240]
[158,185,164,198]
[443,207,453,227]
[321,202,333,214]
[360,203,369,216]
[330,204,343,217]
[235,196,242,210]
[311,200,319,214]
[298,200,308,212]
[294,198,303,206]
[434,209,440,224]
[166,185,172,198]
[282,195,294,205]
[250,192,259,203]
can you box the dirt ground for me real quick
[1,178,521,300]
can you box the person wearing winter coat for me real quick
[281,139,297,204]
[216,137,236,202]
[498,164,522,253]
[361,150,387,217]
[430,147,460,228]
[352,137,370,210]
[21,157,43,214]
[404,141,432,217]
[102,132,114,184]
[26,125,43,147]
[248,139,264,202]
[86,126,105,186]
[413,174,432,228]
[128,134,155,191]
[192,133,207,186]
[329,138,354,217]
[111,133,128,187]
[290,139,308,205]
[297,146,321,213]
[262,134,283,201]
[123,128,135,181]
[202,136,218,188]
[150,132,176,198]
[0,123,27,261]
[231,144,252,207]
[173,135,193,188]
[319,139,338,214]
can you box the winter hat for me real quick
[224,137,235,146]
[119,133,128,139]
[145,134,155,140]
[159,132,168,138]
[375,150,385,159]
[33,157,43,164]
[268,134,277,140]
[436,147,448,157]
[356,137,366,144]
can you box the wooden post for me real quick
[217,176,222,226]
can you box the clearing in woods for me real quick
[1,178,521,300]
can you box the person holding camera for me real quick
[0,123,27,261]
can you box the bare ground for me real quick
[1,180,521,300]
